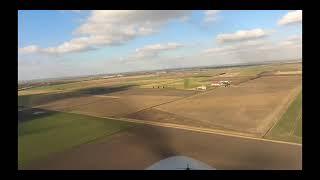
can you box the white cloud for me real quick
[203,10,220,23]
[203,45,236,54]
[18,11,303,80]
[42,37,96,54]
[203,40,267,54]
[276,36,302,48]
[19,45,40,54]
[204,34,302,62]
[216,28,269,44]
[18,35,302,81]
[132,42,184,59]
[257,35,301,51]
[19,37,96,55]
[19,10,192,55]
[278,10,302,26]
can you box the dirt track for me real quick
[24,125,301,170]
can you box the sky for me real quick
[18,10,302,81]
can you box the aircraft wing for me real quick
[146,156,215,170]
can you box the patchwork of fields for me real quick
[126,76,301,136]
[18,62,302,169]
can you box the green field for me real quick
[265,91,302,143]
[18,112,134,168]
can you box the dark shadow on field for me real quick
[18,108,58,123]
[76,85,137,95]
[18,108,76,137]
[18,83,184,166]
[129,125,178,159]
[18,84,137,107]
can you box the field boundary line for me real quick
[19,107,302,147]
[104,116,302,146]
[263,87,302,138]
[291,110,302,136]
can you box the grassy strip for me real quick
[265,91,302,144]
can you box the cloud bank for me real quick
[19,10,192,55]
[203,10,220,23]
[216,28,269,44]
[278,10,302,26]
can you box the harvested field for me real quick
[18,89,65,96]
[274,71,302,75]
[67,95,181,117]
[154,76,302,136]
[24,125,302,170]
[126,108,202,127]
[36,75,302,137]
[18,62,303,170]
[32,88,196,118]
[107,88,197,97]
[125,108,233,132]
[36,94,185,118]
[18,84,136,107]
[37,96,108,111]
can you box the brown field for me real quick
[274,71,302,75]
[37,96,108,111]
[24,125,302,170]
[126,108,206,128]
[35,74,302,137]
[19,62,303,170]
[143,75,302,136]
[67,95,180,117]
[106,88,197,97]
[37,88,196,117]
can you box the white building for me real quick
[220,80,231,84]
[196,85,207,90]
[211,82,221,87]
[211,80,231,87]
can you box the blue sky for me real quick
[18,10,302,80]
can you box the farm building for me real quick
[211,82,221,87]
[211,80,231,87]
[220,81,231,87]
[196,85,207,90]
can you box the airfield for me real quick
[18,62,302,170]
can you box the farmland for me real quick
[18,110,134,168]
[18,62,302,169]
[24,125,302,170]
[130,76,301,136]
[265,91,302,143]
